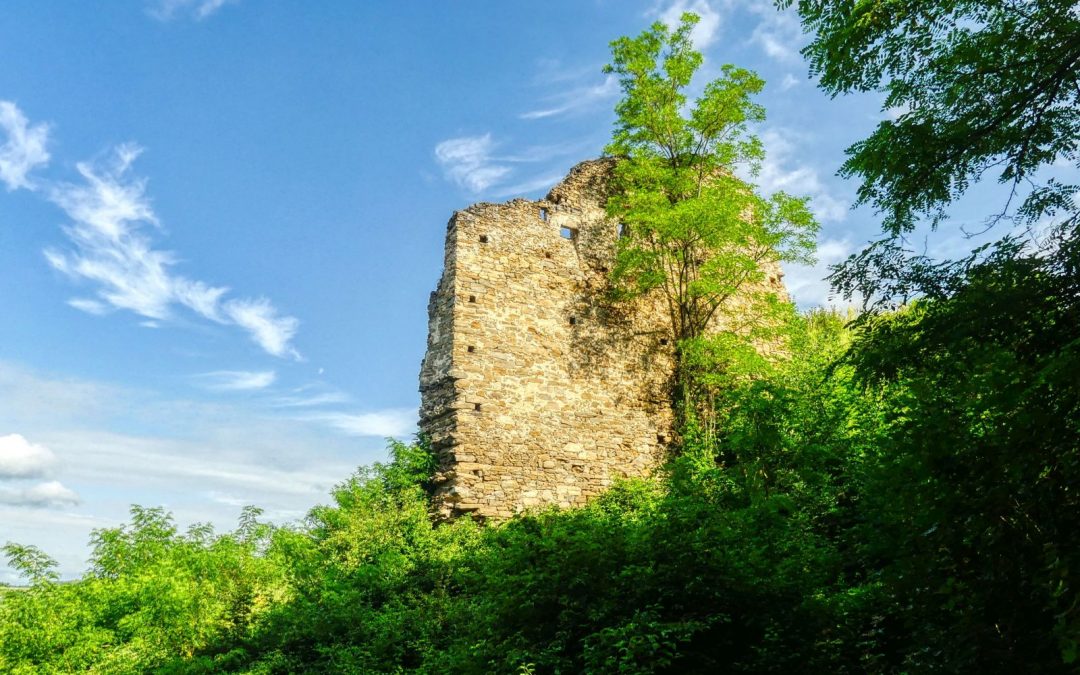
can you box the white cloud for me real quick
[0,100,50,191]
[779,73,800,91]
[223,298,300,360]
[885,102,911,121]
[747,3,804,63]
[0,433,56,479]
[782,237,857,309]
[0,361,386,580]
[434,134,511,192]
[149,0,237,21]
[0,480,80,507]
[67,297,110,315]
[520,75,618,120]
[756,128,849,223]
[39,142,300,358]
[196,370,277,391]
[434,134,583,196]
[655,0,725,50]
[649,2,806,64]
[302,408,417,438]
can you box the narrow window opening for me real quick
[660,338,669,346]
[474,403,482,412]
[467,345,475,353]
[560,226,576,240]
[540,207,549,222]
[657,434,667,444]
[569,316,577,326]
[468,295,477,303]
[617,223,628,238]
[479,234,489,244]
[544,251,552,259]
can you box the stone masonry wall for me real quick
[419,158,782,519]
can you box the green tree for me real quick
[781,2,1080,667]
[603,13,819,431]
[843,227,1080,670]
[2,543,58,586]
[781,0,1079,237]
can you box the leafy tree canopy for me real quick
[603,13,818,426]
[781,0,1079,235]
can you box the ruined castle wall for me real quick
[420,159,675,519]
[419,158,786,519]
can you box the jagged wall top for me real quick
[419,158,674,519]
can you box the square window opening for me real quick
[560,226,576,240]
[468,295,477,303]
[479,234,489,244]
[474,403,482,412]
[657,434,667,444]
[569,316,577,326]
[467,345,475,353]
[660,338,669,346]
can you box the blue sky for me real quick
[0,0,1049,581]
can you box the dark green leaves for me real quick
[781,0,1080,234]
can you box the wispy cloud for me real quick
[746,2,804,63]
[33,137,300,359]
[302,408,417,438]
[653,0,725,50]
[0,101,300,358]
[0,360,382,580]
[779,73,800,91]
[434,134,510,192]
[491,172,566,199]
[0,433,56,479]
[272,390,351,408]
[520,74,618,121]
[66,298,110,315]
[756,128,848,223]
[0,101,49,191]
[782,237,857,309]
[222,298,300,359]
[148,0,237,21]
[196,370,277,391]
[0,480,80,507]
[434,133,583,196]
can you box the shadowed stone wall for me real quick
[419,158,781,519]
[420,158,674,519]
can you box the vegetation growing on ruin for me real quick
[604,15,818,435]
[3,1,1079,672]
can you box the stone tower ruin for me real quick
[419,158,676,519]
[418,158,783,519]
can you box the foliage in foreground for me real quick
[4,224,1079,672]
[1,315,869,674]
[5,4,1079,665]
